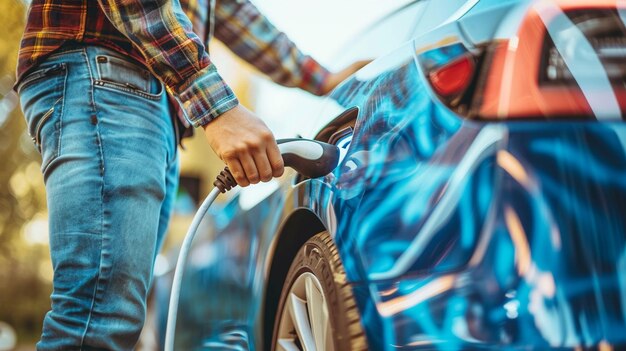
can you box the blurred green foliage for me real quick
[0,0,55,345]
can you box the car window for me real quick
[254,1,429,140]
[411,0,478,38]
[307,1,429,135]
[330,1,429,71]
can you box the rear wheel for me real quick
[272,231,368,351]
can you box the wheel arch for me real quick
[261,207,327,351]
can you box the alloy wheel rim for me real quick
[275,272,334,351]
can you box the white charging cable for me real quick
[164,187,221,351]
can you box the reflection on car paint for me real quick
[361,122,626,349]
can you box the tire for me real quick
[271,231,368,351]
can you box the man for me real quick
[16,0,365,349]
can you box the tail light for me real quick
[418,43,478,106]
[478,2,626,120]
[429,55,475,97]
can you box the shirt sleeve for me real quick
[97,0,239,127]
[213,0,331,96]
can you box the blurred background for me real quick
[0,0,411,349]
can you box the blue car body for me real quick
[158,0,626,349]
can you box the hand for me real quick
[320,60,372,95]
[203,105,284,187]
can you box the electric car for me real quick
[159,0,626,349]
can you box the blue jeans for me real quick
[18,45,179,350]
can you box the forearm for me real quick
[214,0,330,95]
[97,0,238,126]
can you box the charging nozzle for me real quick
[214,138,340,192]
[277,138,340,179]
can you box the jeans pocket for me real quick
[18,63,68,174]
[94,54,163,100]
[17,63,67,94]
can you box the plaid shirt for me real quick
[17,0,330,127]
